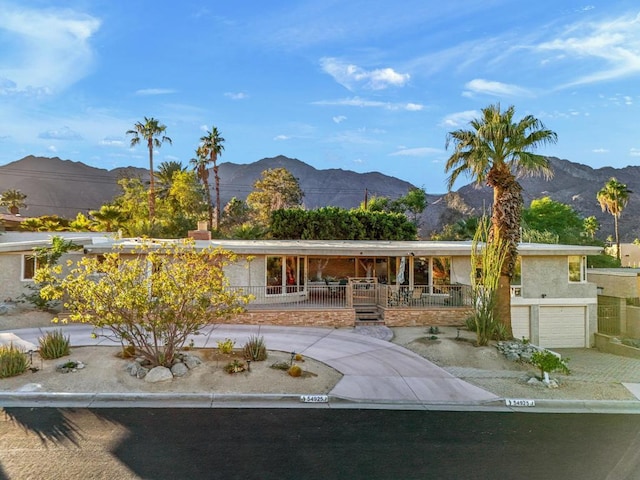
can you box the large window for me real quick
[267,256,305,294]
[568,255,586,283]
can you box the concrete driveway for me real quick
[3,324,499,405]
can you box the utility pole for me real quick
[364,188,368,210]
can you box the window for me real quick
[22,254,42,281]
[266,256,305,294]
[568,255,586,283]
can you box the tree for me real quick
[126,117,172,221]
[597,177,632,261]
[37,240,252,368]
[90,205,125,232]
[156,160,187,200]
[400,187,428,226]
[246,168,304,226]
[69,213,94,232]
[522,197,583,244]
[190,146,214,230]
[220,197,251,233]
[198,126,225,230]
[0,189,27,214]
[445,103,557,336]
[583,216,599,240]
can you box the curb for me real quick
[1,391,639,413]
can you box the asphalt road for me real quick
[1,408,639,479]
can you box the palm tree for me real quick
[199,126,225,230]
[445,103,557,336]
[156,160,187,200]
[90,205,124,232]
[597,177,632,261]
[190,146,213,229]
[0,189,27,214]
[126,117,172,221]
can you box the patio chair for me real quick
[410,287,424,306]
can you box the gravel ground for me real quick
[390,326,640,401]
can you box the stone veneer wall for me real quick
[382,307,472,327]
[220,307,472,328]
[223,309,355,327]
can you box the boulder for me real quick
[171,362,189,377]
[182,354,202,370]
[144,366,173,383]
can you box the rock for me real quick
[136,366,148,379]
[171,362,188,377]
[182,354,202,370]
[126,362,139,376]
[0,303,9,315]
[145,366,173,383]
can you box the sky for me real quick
[1,0,640,195]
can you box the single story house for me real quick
[0,232,601,348]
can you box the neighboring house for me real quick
[587,268,640,340]
[0,232,114,301]
[0,232,601,348]
[0,213,27,231]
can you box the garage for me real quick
[511,306,531,341]
[539,306,586,348]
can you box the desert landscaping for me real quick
[2,305,640,402]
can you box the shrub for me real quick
[224,359,246,374]
[530,350,570,378]
[217,338,235,355]
[288,364,302,377]
[294,353,304,362]
[243,335,267,361]
[38,329,71,359]
[0,343,28,378]
[491,322,510,341]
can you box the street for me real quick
[1,408,639,479]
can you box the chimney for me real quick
[188,221,211,240]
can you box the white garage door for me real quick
[511,306,531,342]
[539,306,586,348]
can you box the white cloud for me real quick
[225,92,248,100]
[333,115,347,124]
[320,57,410,91]
[100,137,126,147]
[537,12,640,87]
[38,126,82,140]
[592,148,609,153]
[405,103,424,111]
[390,147,442,157]
[0,3,100,95]
[47,145,57,153]
[439,110,479,128]
[463,79,532,97]
[313,97,422,111]
[274,135,291,141]
[135,88,176,96]
[630,148,640,157]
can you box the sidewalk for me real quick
[1,324,640,413]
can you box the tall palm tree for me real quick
[199,126,225,229]
[190,146,213,229]
[0,189,27,214]
[126,117,172,221]
[445,103,557,336]
[597,177,632,261]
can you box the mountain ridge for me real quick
[1,154,639,241]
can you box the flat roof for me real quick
[82,238,603,257]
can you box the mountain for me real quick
[1,154,639,241]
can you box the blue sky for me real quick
[1,1,639,194]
